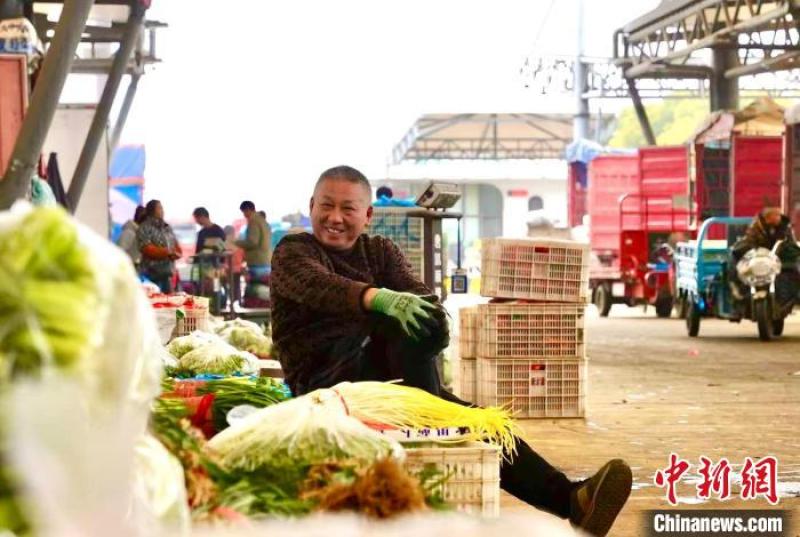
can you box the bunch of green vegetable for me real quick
[215,320,272,357]
[196,377,289,432]
[205,390,402,473]
[166,333,220,359]
[150,398,311,519]
[0,205,165,534]
[0,207,99,380]
[177,344,247,376]
[223,327,272,357]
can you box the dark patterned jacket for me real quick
[733,213,795,260]
[270,232,431,392]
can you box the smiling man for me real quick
[270,165,632,536]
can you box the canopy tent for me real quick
[392,113,614,164]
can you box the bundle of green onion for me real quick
[205,390,402,473]
[196,377,289,432]
[0,207,99,380]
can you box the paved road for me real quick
[473,304,800,535]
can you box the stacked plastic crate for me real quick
[367,208,425,279]
[476,238,590,418]
[456,307,479,402]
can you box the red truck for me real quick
[587,132,784,318]
[588,149,691,317]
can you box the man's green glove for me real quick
[371,288,437,339]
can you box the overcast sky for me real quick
[118,0,659,225]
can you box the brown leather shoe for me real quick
[569,459,633,536]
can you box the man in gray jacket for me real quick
[236,200,271,275]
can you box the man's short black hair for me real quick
[193,207,210,219]
[240,200,256,212]
[315,165,372,200]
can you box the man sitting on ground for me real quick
[270,165,633,537]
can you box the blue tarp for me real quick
[373,195,417,207]
[565,138,636,164]
[109,145,146,242]
[110,145,146,179]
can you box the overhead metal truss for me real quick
[392,113,614,163]
[521,54,800,98]
[614,0,800,79]
[0,0,163,211]
[32,2,164,75]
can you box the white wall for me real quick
[495,179,566,238]
[43,105,110,237]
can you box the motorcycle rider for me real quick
[729,207,799,304]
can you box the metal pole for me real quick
[710,46,739,111]
[110,73,140,150]
[68,3,145,212]
[573,0,589,140]
[0,0,95,210]
[625,78,657,146]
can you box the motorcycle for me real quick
[734,240,798,340]
[676,217,799,341]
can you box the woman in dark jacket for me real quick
[136,200,181,293]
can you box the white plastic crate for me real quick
[457,358,477,403]
[477,357,586,418]
[368,209,425,278]
[477,303,585,359]
[480,238,589,302]
[368,209,424,250]
[458,307,479,359]
[403,441,500,517]
[174,307,210,338]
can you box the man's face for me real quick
[310,178,372,251]
[241,209,254,220]
[193,215,207,227]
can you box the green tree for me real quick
[608,99,708,148]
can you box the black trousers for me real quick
[295,314,576,519]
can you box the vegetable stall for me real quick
[0,204,545,535]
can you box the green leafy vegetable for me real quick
[196,377,289,432]
[177,343,258,376]
[0,207,99,380]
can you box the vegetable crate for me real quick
[403,441,500,517]
[480,238,589,303]
[457,358,476,403]
[458,307,479,359]
[174,306,211,338]
[476,303,585,359]
[476,357,586,418]
[367,209,425,278]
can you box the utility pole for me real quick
[573,0,589,141]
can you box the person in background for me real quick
[137,200,181,293]
[117,205,146,265]
[258,210,272,252]
[236,201,271,277]
[224,225,245,305]
[732,206,796,259]
[270,165,632,537]
[376,185,393,200]
[192,207,227,253]
[729,206,799,302]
